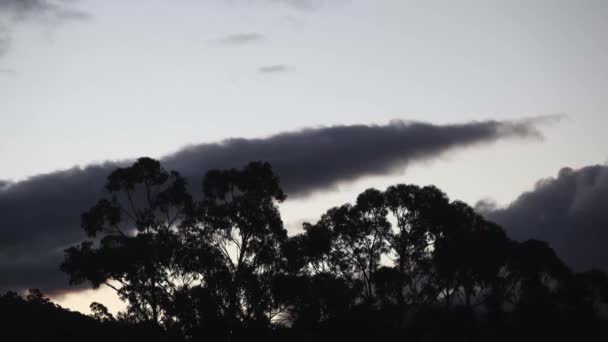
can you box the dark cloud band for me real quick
[480,164,608,272]
[0,118,548,294]
[163,119,548,197]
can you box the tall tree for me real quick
[432,201,509,308]
[383,184,450,306]
[62,157,193,326]
[184,161,288,334]
[62,159,288,340]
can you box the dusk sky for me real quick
[1,0,607,314]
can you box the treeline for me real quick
[3,157,608,341]
[0,289,167,341]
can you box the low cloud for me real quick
[0,118,551,294]
[480,164,608,272]
[163,118,550,197]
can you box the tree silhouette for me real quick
[49,157,608,341]
[91,302,116,322]
[62,157,193,326]
[382,184,449,306]
[0,289,169,342]
[61,158,288,341]
[431,201,510,309]
[181,161,288,338]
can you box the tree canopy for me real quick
[6,157,604,342]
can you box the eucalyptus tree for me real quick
[504,239,571,315]
[431,201,510,309]
[283,188,389,305]
[382,184,450,306]
[61,159,289,341]
[62,157,193,326]
[183,161,288,333]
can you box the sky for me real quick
[0,0,607,314]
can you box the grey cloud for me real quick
[0,0,54,17]
[273,0,318,11]
[0,68,15,75]
[0,0,88,20]
[219,33,264,45]
[163,119,549,197]
[0,163,120,292]
[0,0,88,56]
[268,0,344,11]
[0,23,9,55]
[227,0,347,11]
[480,165,608,272]
[0,118,549,294]
[258,64,290,74]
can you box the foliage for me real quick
[39,157,608,341]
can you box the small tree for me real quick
[90,302,115,322]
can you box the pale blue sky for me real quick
[0,0,607,313]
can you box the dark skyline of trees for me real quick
[2,157,608,341]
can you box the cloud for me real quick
[218,33,264,46]
[163,118,549,197]
[0,0,88,56]
[0,163,119,293]
[0,68,15,75]
[0,0,53,16]
[266,0,347,11]
[258,64,290,74]
[480,164,608,272]
[0,118,550,294]
[0,0,88,20]
[272,0,319,11]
